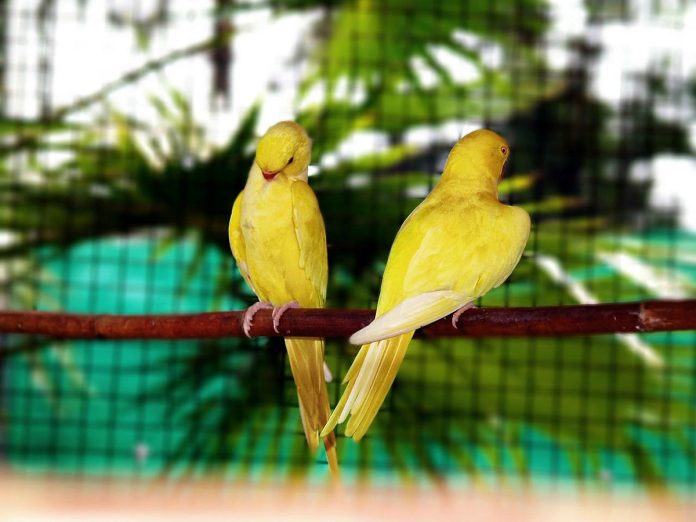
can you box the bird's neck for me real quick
[440,159,499,198]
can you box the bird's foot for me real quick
[451,302,476,329]
[272,301,300,333]
[242,301,273,337]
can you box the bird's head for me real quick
[255,121,311,181]
[448,129,510,184]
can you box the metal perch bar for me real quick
[0,300,694,341]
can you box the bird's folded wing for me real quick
[291,180,328,305]
[228,191,256,293]
[349,290,471,345]
[470,206,531,295]
[349,205,530,346]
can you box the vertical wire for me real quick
[0,0,9,466]
[511,0,535,485]
[439,0,453,480]
[37,0,62,472]
[8,2,28,469]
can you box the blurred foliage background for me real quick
[0,0,695,489]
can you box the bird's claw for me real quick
[272,301,300,333]
[451,302,476,329]
[242,302,273,337]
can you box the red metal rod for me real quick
[0,300,694,341]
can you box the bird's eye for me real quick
[288,156,294,165]
[500,146,508,155]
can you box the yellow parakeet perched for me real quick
[322,129,530,442]
[229,121,337,472]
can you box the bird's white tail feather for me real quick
[349,290,470,345]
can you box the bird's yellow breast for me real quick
[240,174,316,306]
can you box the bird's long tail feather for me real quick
[321,332,414,441]
[323,291,472,441]
[285,337,338,474]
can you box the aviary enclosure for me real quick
[0,0,695,491]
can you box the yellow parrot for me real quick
[229,121,337,472]
[321,129,530,442]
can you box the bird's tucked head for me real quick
[256,121,311,182]
[446,129,510,186]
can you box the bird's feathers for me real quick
[229,123,336,472]
[349,290,470,345]
[228,191,254,293]
[349,194,529,347]
[329,200,529,439]
[286,337,336,457]
[378,193,529,309]
[291,180,328,303]
[327,129,530,441]
[321,332,413,441]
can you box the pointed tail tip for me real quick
[325,444,339,477]
[345,421,368,442]
[321,406,344,438]
[352,431,365,443]
[322,431,339,476]
[319,422,335,439]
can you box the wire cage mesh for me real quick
[0,0,695,490]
